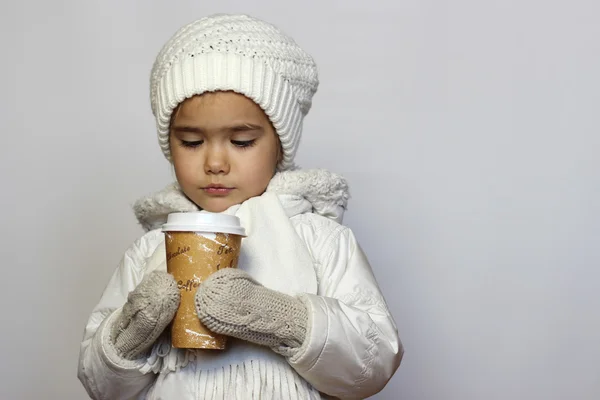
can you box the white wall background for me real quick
[1,0,598,399]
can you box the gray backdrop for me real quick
[1,0,599,399]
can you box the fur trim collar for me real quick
[133,169,350,232]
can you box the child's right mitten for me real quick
[109,271,180,360]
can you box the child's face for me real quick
[169,91,281,212]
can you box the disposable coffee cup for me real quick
[162,212,246,349]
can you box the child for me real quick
[77,13,403,400]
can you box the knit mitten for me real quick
[109,271,180,360]
[195,268,308,357]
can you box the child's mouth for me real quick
[203,187,234,195]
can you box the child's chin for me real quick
[200,199,240,213]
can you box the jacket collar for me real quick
[133,169,350,232]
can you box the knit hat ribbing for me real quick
[150,14,319,170]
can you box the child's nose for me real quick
[204,148,230,175]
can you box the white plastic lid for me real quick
[162,212,246,236]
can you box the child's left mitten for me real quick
[195,268,308,356]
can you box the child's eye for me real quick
[231,139,256,148]
[180,139,204,148]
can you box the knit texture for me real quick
[110,271,180,360]
[150,14,319,170]
[195,268,308,357]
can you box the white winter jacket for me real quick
[78,170,403,400]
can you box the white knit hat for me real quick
[150,14,319,171]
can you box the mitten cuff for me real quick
[96,309,149,373]
[287,294,328,370]
[271,295,310,357]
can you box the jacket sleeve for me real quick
[288,224,403,399]
[77,230,162,400]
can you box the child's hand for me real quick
[109,271,180,360]
[195,269,308,357]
